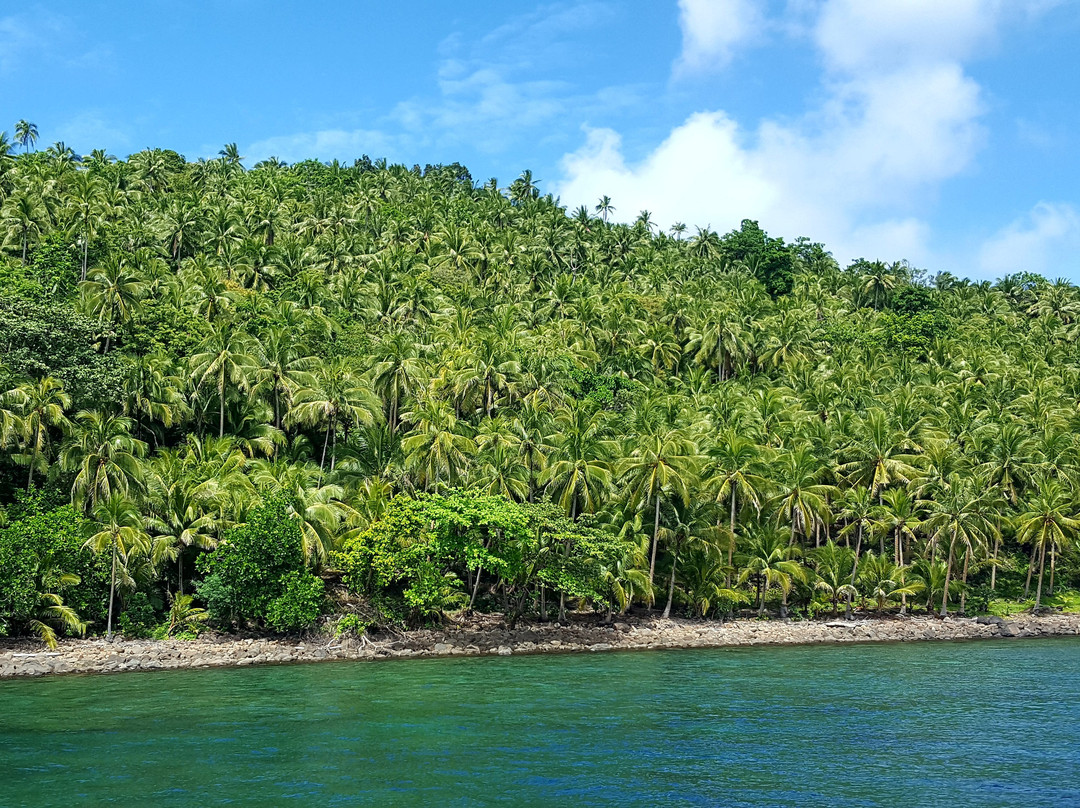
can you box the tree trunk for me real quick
[850,523,863,585]
[990,534,1000,591]
[468,565,483,611]
[1049,544,1057,596]
[107,540,118,641]
[82,237,89,282]
[727,490,737,587]
[662,540,679,619]
[648,494,661,590]
[958,546,970,617]
[1034,542,1048,612]
[939,531,955,618]
[319,421,331,472]
[178,551,184,596]
[218,373,226,439]
[1024,541,1038,598]
[330,424,337,472]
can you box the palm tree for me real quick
[1,189,47,264]
[810,540,858,617]
[595,195,615,223]
[836,408,921,500]
[1014,478,1080,612]
[770,446,836,546]
[87,494,150,640]
[541,402,616,520]
[10,376,71,490]
[400,398,477,492]
[618,428,699,588]
[189,321,257,439]
[59,411,147,514]
[81,256,148,349]
[920,475,995,617]
[15,120,39,153]
[288,358,382,473]
[738,527,808,618]
[703,430,770,577]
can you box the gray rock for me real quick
[496,646,512,656]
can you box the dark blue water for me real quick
[1,638,1077,806]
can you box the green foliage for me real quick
[720,219,794,297]
[265,570,325,631]
[0,297,125,408]
[333,492,632,625]
[195,496,319,630]
[0,492,106,640]
[118,591,157,638]
[567,369,638,410]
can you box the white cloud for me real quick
[978,203,1080,279]
[554,0,1040,268]
[674,0,764,74]
[813,0,1001,72]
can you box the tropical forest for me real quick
[2,124,1079,647]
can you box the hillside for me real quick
[1,142,1078,644]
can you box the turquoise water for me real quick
[1,639,1077,807]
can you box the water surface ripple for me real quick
[1,638,1077,806]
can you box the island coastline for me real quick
[3,612,1079,679]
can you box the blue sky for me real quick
[3,1,1079,280]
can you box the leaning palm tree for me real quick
[87,494,151,640]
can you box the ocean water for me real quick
[1,638,1077,807]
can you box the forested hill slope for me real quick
[1,143,1078,644]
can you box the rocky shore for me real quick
[3,612,1079,679]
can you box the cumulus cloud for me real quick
[674,0,764,74]
[978,203,1080,279]
[556,0,1063,271]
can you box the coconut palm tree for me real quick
[87,493,150,640]
[60,411,147,514]
[189,321,257,439]
[738,526,808,618]
[10,376,71,491]
[617,427,699,588]
[1014,477,1080,612]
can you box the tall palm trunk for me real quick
[559,499,577,622]
[850,522,863,585]
[662,539,680,619]
[958,546,970,616]
[648,494,661,589]
[218,371,226,439]
[1023,541,1038,598]
[940,529,956,618]
[990,534,1001,590]
[107,540,118,641]
[726,489,737,587]
[1034,541,1048,612]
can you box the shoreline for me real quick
[2,612,1079,679]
